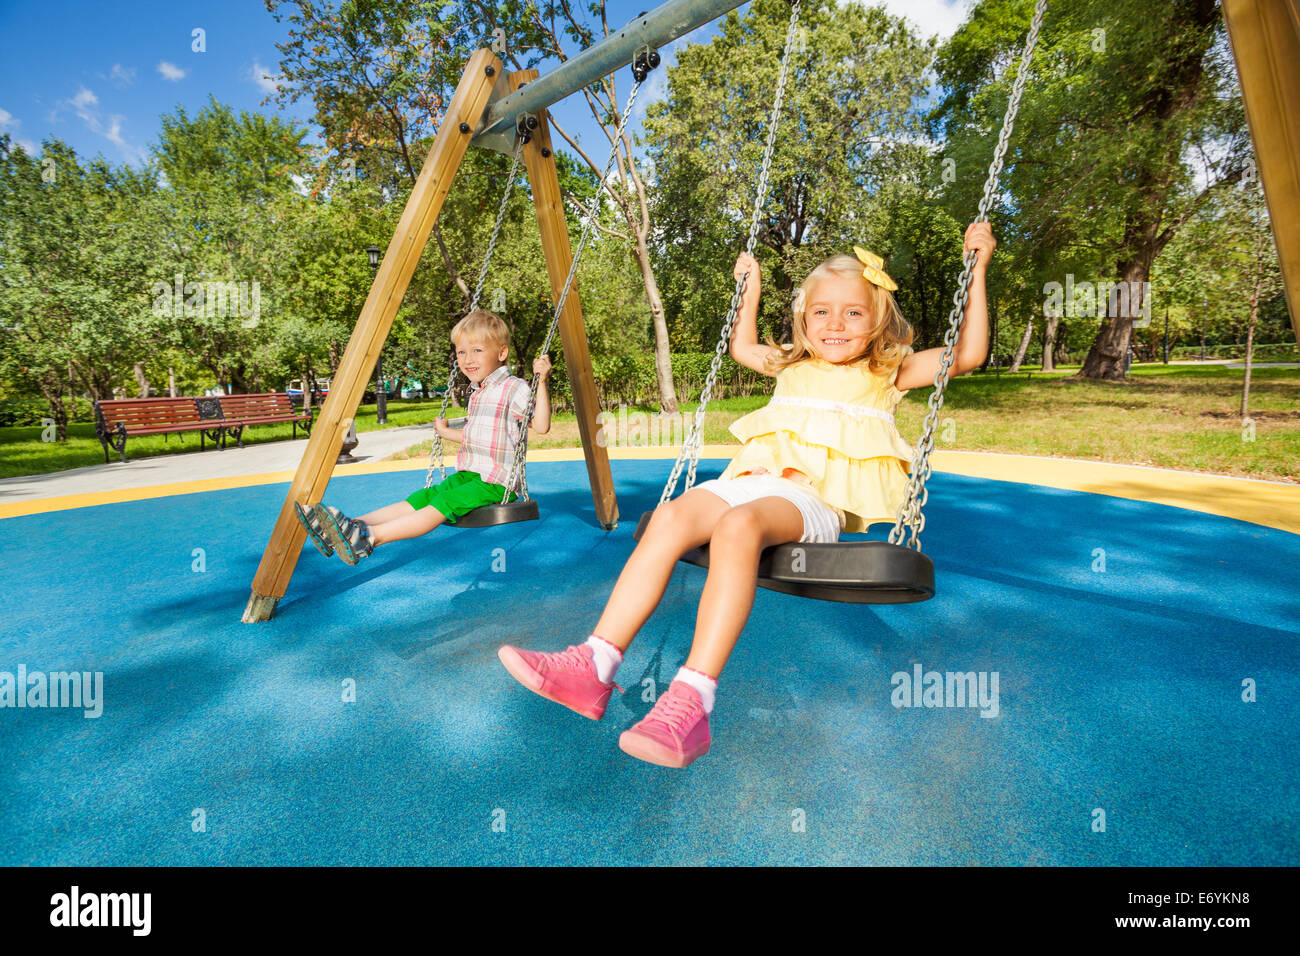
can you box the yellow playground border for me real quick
[3,446,1297,535]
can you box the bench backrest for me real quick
[96,397,207,429]
[217,393,298,417]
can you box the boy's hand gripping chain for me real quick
[425,134,527,489]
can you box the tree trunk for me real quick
[328,341,341,379]
[984,297,999,371]
[1041,312,1060,372]
[303,359,314,413]
[77,361,115,403]
[1079,260,1150,380]
[1008,316,1034,373]
[633,236,678,414]
[228,365,250,394]
[1240,308,1254,419]
[775,268,795,347]
[916,255,929,348]
[39,375,69,442]
[133,362,150,397]
[168,367,178,398]
[1077,0,1218,380]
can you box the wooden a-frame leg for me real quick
[508,69,619,531]
[242,49,504,622]
[1222,0,1300,345]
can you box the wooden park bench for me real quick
[94,396,228,463]
[94,393,313,463]
[216,393,313,448]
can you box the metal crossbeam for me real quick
[470,0,745,153]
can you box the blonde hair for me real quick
[451,309,511,352]
[764,254,913,375]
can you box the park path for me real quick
[0,423,437,504]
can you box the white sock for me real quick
[673,666,717,714]
[584,635,623,683]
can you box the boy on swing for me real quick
[295,310,552,564]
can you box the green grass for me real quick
[0,399,468,480]
[4,364,1297,482]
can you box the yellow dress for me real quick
[718,353,916,533]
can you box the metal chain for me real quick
[498,75,648,503]
[888,0,1048,550]
[659,0,803,506]
[424,136,527,488]
[471,136,527,313]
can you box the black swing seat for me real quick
[633,511,934,604]
[454,497,539,528]
[432,417,539,527]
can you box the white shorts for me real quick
[692,475,845,544]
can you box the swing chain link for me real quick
[888,0,1048,550]
[498,75,648,503]
[425,135,528,489]
[660,0,803,505]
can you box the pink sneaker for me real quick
[497,643,617,720]
[619,681,711,768]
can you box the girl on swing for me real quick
[499,223,996,767]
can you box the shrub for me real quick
[0,397,95,427]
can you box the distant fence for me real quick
[1167,343,1299,362]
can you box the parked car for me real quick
[287,378,330,407]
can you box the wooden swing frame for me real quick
[242,54,618,622]
[242,0,1300,622]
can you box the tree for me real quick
[1227,176,1281,418]
[264,0,624,399]
[0,138,161,438]
[265,0,490,297]
[932,0,1249,381]
[149,98,311,393]
[461,0,692,411]
[641,0,933,350]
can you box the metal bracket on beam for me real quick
[469,0,745,153]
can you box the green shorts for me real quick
[406,470,516,523]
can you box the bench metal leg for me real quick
[109,424,127,463]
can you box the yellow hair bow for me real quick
[853,245,898,292]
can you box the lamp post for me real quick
[368,245,387,425]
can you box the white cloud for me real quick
[104,116,127,147]
[248,58,281,93]
[0,108,39,154]
[157,61,186,82]
[53,87,146,165]
[71,87,98,115]
[109,63,137,87]
[865,0,973,41]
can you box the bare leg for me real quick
[591,488,731,651]
[359,501,417,525]
[683,497,804,678]
[368,505,449,547]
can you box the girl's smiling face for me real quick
[802,275,878,363]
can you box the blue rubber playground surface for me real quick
[2,458,1297,865]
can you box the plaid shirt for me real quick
[456,364,532,487]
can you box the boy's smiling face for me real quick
[802,275,878,363]
[454,337,509,384]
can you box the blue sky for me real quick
[0,0,970,171]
